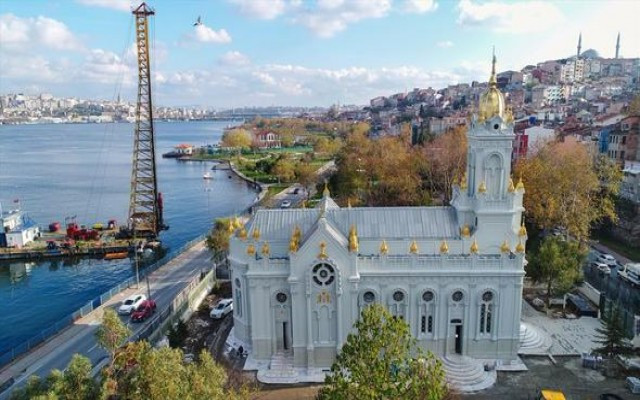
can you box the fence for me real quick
[0,234,208,369]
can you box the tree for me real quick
[167,319,189,348]
[594,306,634,358]
[295,162,317,199]
[318,304,448,400]
[221,128,252,150]
[514,140,621,241]
[419,126,467,204]
[10,355,99,400]
[206,218,232,263]
[627,94,640,116]
[96,308,131,367]
[526,236,587,308]
[271,157,296,183]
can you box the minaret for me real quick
[615,32,620,59]
[577,32,582,58]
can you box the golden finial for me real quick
[318,241,328,259]
[478,181,487,194]
[293,225,302,241]
[233,216,242,229]
[518,221,527,237]
[252,226,261,241]
[515,240,525,253]
[440,240,449,254]
[301,200,306,208]
[379,240,389,255]
[489,46,497,86]
[470,238,479,254]
[409,240,419,254]
[289,236,298,253]
[261,241,270,256]
[347,198,352,208]
[227,219,235,233]
[237,226,248,240]
[460,173,468,190]
[500,240,510,254]
[323,181,330,197]
[460,224,471,238]
[246,243,256,256]
[348,224,359,253]
[507,178,515,193]
[516,175,525,191]
[505,105,514,124]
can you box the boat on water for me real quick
[104,251,129,260]
[203,172,213,180]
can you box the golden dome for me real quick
[500,240,510,253]
[518,222,527,237]
[478,181,487,194]
[461,224,471,238]
[237,226,247,240]
[515,240,525,253]
[252,226,260,241]
[470,238,479,254]
[246,243,256,256]
[478,51,506,121]
[439,240,449,254]
[409,240,419,254]
[261,241,270,256]
[507,178,515,193]
[516,176,525,191]
[379,240,389,255]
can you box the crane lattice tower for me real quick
[129,2,163,238]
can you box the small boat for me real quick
[203,172,213,180]
[104,251,129,260]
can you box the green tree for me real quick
[206,218,232,263]
[167,319,189,348]
[271,157,296,183]
[527,236,587,308]
[594,306,634,358]
[318,304,448,400]
[96,308,131,367]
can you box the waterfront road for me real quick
[0,241,212,399]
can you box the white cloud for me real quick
[437,40,453,48]
[403,0,438,14]
[75,0,134,12]
[219,51,250,66]
[191,24,232,44]
[292,0,392,38]
[457,0,564,34]
[79,49,134,84]
[0,13,83,51]
[229,0,287,20]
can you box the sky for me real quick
[1,0,639,108]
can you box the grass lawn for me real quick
[593,232,640,262]
[267,184,289,197]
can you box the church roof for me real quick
[247,206,459,241]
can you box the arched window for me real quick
[479,291,494,335]
[234,278,243,318]
[359,290,376,314]
[484,153,503,199]
[389,290,407,320]
[419,290,436,336]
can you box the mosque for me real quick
[227,55,533,391]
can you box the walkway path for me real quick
[0,242,212,399]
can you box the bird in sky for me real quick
[193,16,202,26]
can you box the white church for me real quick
[228,56,536,390]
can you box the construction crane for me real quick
[128,2,165,239]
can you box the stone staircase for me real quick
[256,351,298,384]
[519,322,553,355]
[440,354,497,393]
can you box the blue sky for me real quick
[1,0,639,107]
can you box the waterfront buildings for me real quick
[0,207,40,248]
[229,59,526,388]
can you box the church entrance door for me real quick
[454,325,463,354]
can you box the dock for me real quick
[0,245,132,262]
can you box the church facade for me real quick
[228,57,527,370]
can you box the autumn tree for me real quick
[527,236,587,308]
[206,217,232,263]
[627,94,640,116]
[271,156,296,183]
[318,304,448,400]
[594,306,634,358]
[514,140,621,241]
[221,128,252,150]
[96,308,131,368]
[295,162,317,199]
[313,136,343,157]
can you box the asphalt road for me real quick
[1,243,212,399]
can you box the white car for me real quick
[280,200,292,209]
[210,299,233,319]
[593,263,611,275]
[118,294,147,315]
[596,253,617,268]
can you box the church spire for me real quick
[615,32,620,59]
[489,46,497,87]
[577,32,582,58]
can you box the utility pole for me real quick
[128,2,164,239]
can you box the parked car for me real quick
[118,294,147,315]
[131,299,157,322]
[210,299,233,319]
[280,200,292,209]
[596,253,617,268]
[293,188,301,195]
[594,263,611,275]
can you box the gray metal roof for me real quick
[248,206,459,241]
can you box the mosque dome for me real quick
[581,49,600,59]
[478,53,506,121]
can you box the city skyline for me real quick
[1,0,639,107]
